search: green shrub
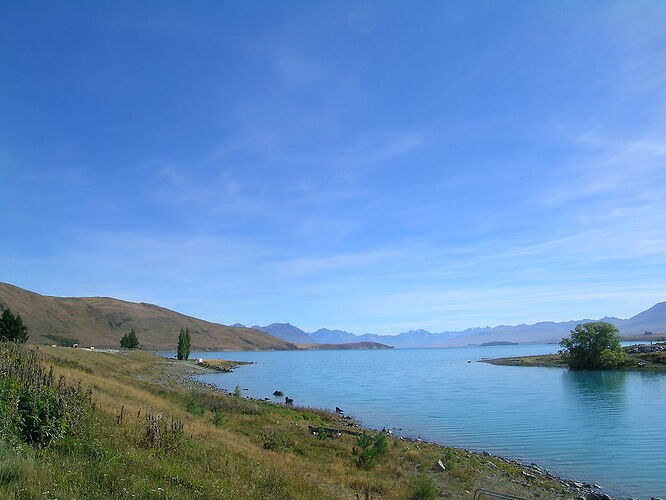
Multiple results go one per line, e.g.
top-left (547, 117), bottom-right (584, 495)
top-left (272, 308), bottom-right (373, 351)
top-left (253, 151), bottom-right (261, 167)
top-left (0, 343), bottom-right (93, 446)
top-left (186, 399), bottom-right (204, 416)
top-left (210, 409), bottom-right (226, 427)
top-left (352, 433), bottom-right (389, 470)
top-left (443, 448), bottom-right (460, 470)
top-left (315, 428), bottom-right (331, 440)
top-left (260, 431), bottom-right (294, 452)
top-left (409, 473), bottom-right (438, 500)
top-left (233, 385), bottom-right (242, 397)
top-left (373, 433), bottom-right (388, 457)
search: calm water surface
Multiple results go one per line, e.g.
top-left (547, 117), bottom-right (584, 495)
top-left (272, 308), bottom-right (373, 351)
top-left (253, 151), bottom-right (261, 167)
top-left (191, 345), bottom-right (665, 499)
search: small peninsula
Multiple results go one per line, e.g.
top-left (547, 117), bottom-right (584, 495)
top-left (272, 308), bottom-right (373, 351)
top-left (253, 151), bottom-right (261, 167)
top-left (482, 344), bottom-right (666, 372)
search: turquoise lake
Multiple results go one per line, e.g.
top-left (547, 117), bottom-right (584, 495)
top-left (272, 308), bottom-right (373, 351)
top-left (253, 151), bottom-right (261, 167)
top-left (190, 344), bottom-right (666, 499)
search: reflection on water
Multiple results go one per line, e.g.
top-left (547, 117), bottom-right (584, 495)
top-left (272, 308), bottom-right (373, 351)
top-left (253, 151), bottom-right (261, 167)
top-left (562, 369), bottom-right (627, 404)
top-left (190, 345), bottom-right (666, 499)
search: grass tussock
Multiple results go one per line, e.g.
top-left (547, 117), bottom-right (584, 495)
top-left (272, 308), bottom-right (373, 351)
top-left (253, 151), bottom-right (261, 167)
top-left (0, 345), bottom-right (578, 499)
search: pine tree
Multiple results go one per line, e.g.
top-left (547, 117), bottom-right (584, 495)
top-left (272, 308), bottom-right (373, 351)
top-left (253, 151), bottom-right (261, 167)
top-left (126, 329), bottom-right (140, 349)
top-left (120, 329), bottom-right (140, 349)
top-left (0, 307), bottom-right (29, 343)
top-left (176, 329), bottom-right (184, 359)
top-left (176, 328), bottom-right (191, 360)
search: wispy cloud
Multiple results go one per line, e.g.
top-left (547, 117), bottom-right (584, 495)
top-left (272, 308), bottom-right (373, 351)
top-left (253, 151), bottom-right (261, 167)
top-left (545, 129), bottom-right (666, 204)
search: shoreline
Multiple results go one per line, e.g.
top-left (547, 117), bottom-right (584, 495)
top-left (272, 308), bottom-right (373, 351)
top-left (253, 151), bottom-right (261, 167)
top-left (177, 359), bottom-right (633, 500)
top-left (480, 352), bottom-right (666, 372)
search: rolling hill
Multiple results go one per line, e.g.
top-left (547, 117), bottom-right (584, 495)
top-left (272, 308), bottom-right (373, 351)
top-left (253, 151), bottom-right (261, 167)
top-left (0, 283), bottom-right (296, 351)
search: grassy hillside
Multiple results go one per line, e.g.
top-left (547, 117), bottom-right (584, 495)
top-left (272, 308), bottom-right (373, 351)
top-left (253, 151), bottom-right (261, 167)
top-left (0, 344), bottom-right (584, 500)
top-left (0, 283), bottom-right (295, 351)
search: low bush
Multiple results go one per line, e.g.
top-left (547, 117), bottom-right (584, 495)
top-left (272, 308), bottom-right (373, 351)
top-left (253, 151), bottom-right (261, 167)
top-left (260, 431), bottom-right (294, 452)
top-left (352, 433), bottom-right (389, 470)
top-left (210, 409), bottom-right (227, 427)
top-left (0, 343), bottom-right (93, 446)
top-left (409, 473), bottom-right (438, 500)
top-left (315, 428), bottom-right (331, 440)
top-left (186, 398), bottom-right (205, 415)
top-left (141, 409), bottom-right (185, 453)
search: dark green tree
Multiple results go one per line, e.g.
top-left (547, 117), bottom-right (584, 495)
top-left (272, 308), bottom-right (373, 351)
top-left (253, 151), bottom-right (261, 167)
top-left (559, 321), bottom-right (626, 369)
top-left (120, 329), bottom-right (140, 350)
top-left (176, 328), bottom-right (191, 360)
top-left (0, 307), bottom-right (29, 343)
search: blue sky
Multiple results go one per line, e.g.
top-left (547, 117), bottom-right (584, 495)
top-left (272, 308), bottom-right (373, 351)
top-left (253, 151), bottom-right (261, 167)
top-left (2, 1), bottom-right (666, 334)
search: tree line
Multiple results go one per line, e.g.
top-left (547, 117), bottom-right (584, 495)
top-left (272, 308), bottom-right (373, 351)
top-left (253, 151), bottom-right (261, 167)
top-left (119, 327), bottom-right (192, 360)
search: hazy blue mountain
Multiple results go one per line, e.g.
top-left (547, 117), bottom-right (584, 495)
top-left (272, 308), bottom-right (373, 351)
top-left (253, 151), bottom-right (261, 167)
top-left (293, 302), bottom-right (666, 348)
top-left (231, 323), bottom-right (246, 328)
top-left (619, 301), bottom-right (666, 334)
top-left (242, 302), bottom-right (666, 348)
top-left (309, 328), bottom-right (358, 344)
top-left (253, 323), bottom-right (313, 344)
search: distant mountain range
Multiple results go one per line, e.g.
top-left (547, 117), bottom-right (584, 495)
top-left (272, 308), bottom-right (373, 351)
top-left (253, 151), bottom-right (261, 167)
top-left (250, 301), bottom-right (666, 348)
top-left (4, 281), bottom-right (663, 351)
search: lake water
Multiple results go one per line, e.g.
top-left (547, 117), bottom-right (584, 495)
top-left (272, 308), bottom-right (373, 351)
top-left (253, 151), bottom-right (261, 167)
top-left (190, 344), bottom-right (666, 499)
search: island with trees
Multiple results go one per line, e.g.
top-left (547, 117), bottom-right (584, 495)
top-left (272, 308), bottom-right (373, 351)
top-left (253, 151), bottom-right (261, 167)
top-left (483, 321), bottom-right (666, 371)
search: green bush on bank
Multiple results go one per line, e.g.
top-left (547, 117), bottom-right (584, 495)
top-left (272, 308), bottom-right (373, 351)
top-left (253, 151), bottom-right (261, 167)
top-left (352, 432), bottom-right (389, 470)
top-left (409, 473), bottom-right (438, 500)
